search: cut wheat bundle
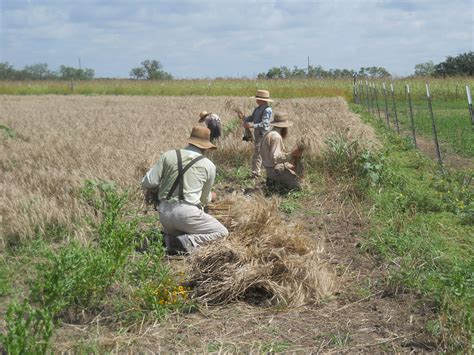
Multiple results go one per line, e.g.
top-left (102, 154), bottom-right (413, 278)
top-left (188, 195), bottom-right (335, 307)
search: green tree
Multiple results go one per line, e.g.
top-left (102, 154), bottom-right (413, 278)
top-left (434, 51), bottom-right (474, 77)
top-left (23, 63), bottom-right (55, 80)
top-left (358, 66), bottom-right (391, 78)
top-left (414, 61), bottom-right (435, 76)
top-left (129, 60), bottom-right (173, 80)
top-left (59, 66), bottom-right (94, 80)
top-left (0, 62), bottom-right (16, 80)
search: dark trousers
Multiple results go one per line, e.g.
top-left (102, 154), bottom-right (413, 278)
top-left (207, 120), bottom-right (222, 141)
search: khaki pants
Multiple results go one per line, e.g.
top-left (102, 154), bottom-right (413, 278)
top-left (252, 131), bottom-right (264, 176)
top-left (265, 166), bottom-right (301, 189)
top-left (158, 200), bottom-right (228, 248)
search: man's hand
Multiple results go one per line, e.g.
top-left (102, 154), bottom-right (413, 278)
top-left (211, 191), bottom-right (217, 202)
top-left (243, 122), bottom-right (253, 129)
top-left (291, 147), bottom-right (304, 158)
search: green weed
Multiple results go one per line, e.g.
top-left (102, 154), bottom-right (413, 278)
top-left (356, 107), bottom-right (474, 352)
top-left (0, 124), bottom-right (17, 139)
top-left (1, 180), bottom-right (186, 353)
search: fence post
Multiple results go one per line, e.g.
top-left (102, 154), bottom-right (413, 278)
top-left (70, 79), bottom-right (74, 92)
top-left (390, 82), bottom-right (400, 133)
top-left (426, 83), bottom-right (442, 165)
top-left (382, 82), bottom-right (390, 127)
top-left (406, 84), bottom-right (417, 148)
top-left (353, 74), bottom-right (358, 103)
top-left (366, 80), bottom-right (371, 113)
top-left (368, 81), bottom-right (374, 115)
top-left (466, 85), bottom-right (474, 128)
top-left (373, 83), bottom-right (382, 120)
top-left (360, 81), bottom-right (365, 109)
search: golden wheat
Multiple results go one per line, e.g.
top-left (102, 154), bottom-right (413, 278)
top-left (0, 95), bottom-right (377, 244)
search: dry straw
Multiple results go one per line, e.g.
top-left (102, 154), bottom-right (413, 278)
top-left (188, 195), bottom-right (335, 307)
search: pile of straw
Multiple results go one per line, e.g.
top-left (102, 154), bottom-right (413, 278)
top-left (188, 196), bottom-right (335, 307)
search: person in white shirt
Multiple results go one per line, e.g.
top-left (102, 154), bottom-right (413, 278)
top-left (141, 126), bottom-right (228, 254)
top-left (261, 112), bottom-right (304, 190)
top-left (198, 111), bottom-right (222, 142)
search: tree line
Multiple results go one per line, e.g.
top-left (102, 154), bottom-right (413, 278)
top-left (0, 63), bottom-right (95, 80)
top-left (258, 51), bottom-right (473, 79)
top-left (0, 60), bottom-right (173, 81)
top-left (414, 51), bottom-right (473, 77)
top-left (257, 65), bottom-right (390, 79)
top-left (0, 52), bottom-right (471, 80)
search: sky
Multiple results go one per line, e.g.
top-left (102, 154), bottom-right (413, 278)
top-left (0, 0), bottom-right (473, 78)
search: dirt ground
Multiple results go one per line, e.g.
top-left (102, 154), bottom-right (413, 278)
top-left (53, 183), bottom-right (438, 353)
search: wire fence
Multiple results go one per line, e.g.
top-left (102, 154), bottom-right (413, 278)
top-left (354, 79), bottom-right (474, 165)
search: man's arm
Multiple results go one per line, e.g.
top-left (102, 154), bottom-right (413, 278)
top-left (200, 162), bottom-right (216, 205)
top-left (271, 134), bottom-right (292, 164)
top-left (141, 156), bottom-right (164, 190)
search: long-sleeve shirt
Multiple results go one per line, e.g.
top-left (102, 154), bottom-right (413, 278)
top-left (261, 130), bottom-right (292, 168)
top-left (245, 105), bottom-right (272, 137)
top-left (141, 145), bottom-right (216, 206)
top-left (203, 113), bottom-right (221, 126)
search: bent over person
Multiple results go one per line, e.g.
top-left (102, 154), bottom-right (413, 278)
top-left (198, 111), bottom-right (222, 142)
top-left (243, 89), bottom-right (273, 178)
top-left (141, 126), bottom-right (229, 254)
top-left (261, 112), bottom-right (304, 190)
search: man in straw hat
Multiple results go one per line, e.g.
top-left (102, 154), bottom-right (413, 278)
top-left (261, 112), bottom-right (304, 190)
top-left (141, 126), bottom-right (228, 254)
top-left (198, 110), bottom-right (222, 142)
top-left (243, 89), bottom-right (273, 178)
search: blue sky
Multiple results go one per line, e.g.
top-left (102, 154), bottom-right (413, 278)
top-left (0, 0), bottom-right (472, 78)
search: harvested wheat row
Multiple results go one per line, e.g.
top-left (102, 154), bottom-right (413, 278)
top-left (189, 195), bottom-right (335, 307)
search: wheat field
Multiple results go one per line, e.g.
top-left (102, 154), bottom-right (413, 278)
top-left (0, 95), bottom-right (377, 246)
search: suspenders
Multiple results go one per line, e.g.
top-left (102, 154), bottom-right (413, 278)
top-left (165, 150), bottom-right (206, 201)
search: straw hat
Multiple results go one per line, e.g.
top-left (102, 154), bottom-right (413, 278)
top-left (250, 89), bottom-right (273, 103)
top-left (198, 110), bottom-right (212, 123)
top-left (187, 125), bottom-right (217, 150)
top-left (270, 112), bottom-right (293, 128)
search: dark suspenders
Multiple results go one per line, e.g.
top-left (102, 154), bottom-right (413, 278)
top-left (165, 150), bottom-right (206, 201)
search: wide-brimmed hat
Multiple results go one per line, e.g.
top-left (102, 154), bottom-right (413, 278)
top-left (270, 112), bottom-right (293, 128)
top-left (198, 110), bottom-right (212, 123)
top-left (250, 89), bottom-right (273, 103)
top-left (187, 125), bottom-right (217, 150)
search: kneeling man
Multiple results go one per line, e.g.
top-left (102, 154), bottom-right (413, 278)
top-left (141, 126), bottom-right (228, 254)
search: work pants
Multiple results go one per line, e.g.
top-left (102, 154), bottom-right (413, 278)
top-left (158, 200), bottom-right (228, 249)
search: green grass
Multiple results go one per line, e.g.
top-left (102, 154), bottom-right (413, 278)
top-left (357, 79), bottom-right (474, 157)
top-left (353, 105), bottom-right (473, 352)
top-left (0, 180), bottom-right (191, 354)
top-left (0, 78), bottom-right (350, 99)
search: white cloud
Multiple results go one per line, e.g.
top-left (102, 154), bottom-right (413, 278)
top-left (0, 0), bottom-right (472, 77)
